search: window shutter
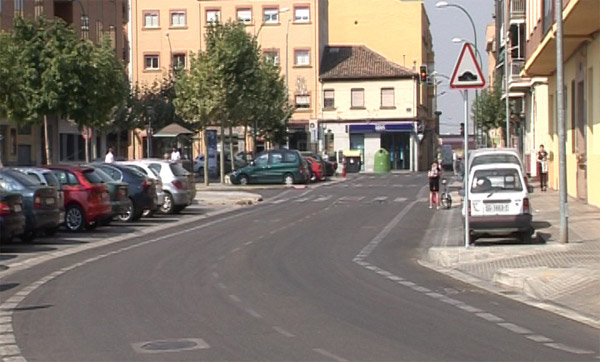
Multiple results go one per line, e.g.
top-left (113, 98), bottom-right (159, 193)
top-left (381, 88), bottom-right (394, 107)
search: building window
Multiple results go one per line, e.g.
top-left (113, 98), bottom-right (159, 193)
top-left (14, 0), bottom-right (23, 16)
top-left (81, 15), bottom-right (89, 39)
top-left (206, 9), bottom-right (220, 24)
top-left (351, 89), bottom-right (365, 108)
top-left (172, 53), bottom-right (186, 70)
top-left (237, 8), bottom-right (252, 24)
top-left (294, 7), bottom-right (310, 23)
top-left (381, 88), bottom-right (395, 108)
top-left (34, 0), bottom-right (44, 18)
top-left (263, 50), bottom-right (279, 65)
top-left (170, 11), bottom-right (186, 27)
top-left (294, 49), bottom-right (310, 66)
top-left (144, 54), bottom-right (160, 70)
top-left (95, 20), bottom-right (103, 43)
top-left (295, 94), bottom-right (310, 109)
top-left (108, 26), bottom-right (116, 50)
top-left (263, 8), bottom-right (279, 24)
top-left (323, 89), bottom-right (335, 109)
top-left (143, 11), bottom-right (159, 28)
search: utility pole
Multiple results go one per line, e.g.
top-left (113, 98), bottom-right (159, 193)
top-left (555, 0), bottom-right (568, 243)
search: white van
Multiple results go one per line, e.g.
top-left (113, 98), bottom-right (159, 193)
top-left (466, 163), bottom-right (534, 244)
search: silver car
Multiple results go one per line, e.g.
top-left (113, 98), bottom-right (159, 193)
top-left (136, 159), bottom-right (196, 214)
top-left (117, 161), bottom-right (165, 216)
top-left (13, 167), bottom-right (65, 228)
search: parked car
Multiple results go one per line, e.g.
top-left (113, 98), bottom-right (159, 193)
top-left (466, 162), bottom-right (534, 244)
top-left (229, 149), bottom-right (310, 186)
top-left (0, 169), bottom-right (61, 240)
top-left (468, 148), bottom-right (526, 176)
top-left (0, 190), bottom-right (25, 242)
top-left (137, 159), bottom-right (196, 214)
top-left (46, 165), bottom-right (112, 232)
top-left (84, 165), bottom-right (131, 223)
top-left (117, 161), bottom-right (165, 216)
top-left (304, 156), bottom-right (324, 182)
top-left (300, 152), bottom-right (337, 177)
top-left (92, 163), bottom-right (157, 222)
top-left (194, 151), bottom-right (248, 177)
top-left (14, 167), bottom-right (65, 226)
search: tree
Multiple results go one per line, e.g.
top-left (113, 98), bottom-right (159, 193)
top-left (0, 16), bottom-right (126, 164)
top-left (471, 80), bottom-right (506, 146)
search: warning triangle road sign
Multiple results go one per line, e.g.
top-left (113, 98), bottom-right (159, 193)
top-left (450, 43), bottom-right (485, 89)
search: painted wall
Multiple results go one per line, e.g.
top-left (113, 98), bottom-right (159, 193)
top-left (585, 37), bottom-right (600, 207)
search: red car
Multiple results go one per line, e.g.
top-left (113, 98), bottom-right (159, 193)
top-left (304, 156), bottom-right (324, 182)
top-left (46, 165), bottom-right (112, 232)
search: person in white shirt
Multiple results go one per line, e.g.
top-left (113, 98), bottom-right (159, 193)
top-left (105, 147), bottom-right (115, 163)
top-left (170, 147), bottom-right (181, 162)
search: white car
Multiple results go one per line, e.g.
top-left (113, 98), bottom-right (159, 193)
top-left (466, 163), bottom-right (534, 244)
top-left (117, 161), bottom-right (165, 216)
top-left (468, 148), bottom-right (526, 175)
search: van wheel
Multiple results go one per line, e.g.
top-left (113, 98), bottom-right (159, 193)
top-left (239, 174), bottom-right (249, 185)
top-left (283, 173), bottom-right (294, 186)
top-left (65, 205), bottom-right (85, 232)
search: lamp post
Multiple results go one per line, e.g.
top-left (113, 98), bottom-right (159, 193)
top-left (437, 1), bottom-right (481, 147)
top-left (145, 106), bottom-right (154, 158)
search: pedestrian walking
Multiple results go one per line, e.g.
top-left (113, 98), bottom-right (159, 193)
top-left (105, 147), bottom-right (115, 163)
top-left (428, 161), bottom-right (442, 209)
top-left (537, 144), bottom-right (548, 191)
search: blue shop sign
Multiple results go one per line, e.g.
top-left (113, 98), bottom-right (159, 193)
top-left (347, 123), bottom-right (414, 133)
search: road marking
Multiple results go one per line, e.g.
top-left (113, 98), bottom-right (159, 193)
top-left (313, 348), bottom-right (348, 362)
top-left (211, 272), bottom-right (219, 279)
top-left (217, 283), bottom-right (227, 289)
top-left (498, 323), bottom-right (532, 334)
top-left (246, 308), bottom-right (262, 319)
top-left (526, 335), bottom-right (553, 343)
top-left (271, 199), bottom-right (286, 204)
top-left (272, 326), bottom-right (295, 337)
top-left (294, 197), bottom-right (310, 202)
top-left (476, 313), bottom-right (504, 323)
top-left (394, 197), bottom-right (407, 202)
top-left (339, 196), bottom-right (364, 202)
top-left (231, 248), bottom-right (241, 253)
top-left (544, 343), bottom-right (595, 355)
top-left (372, 196), bottom-right (388, 203)
top-left (228, 294), bottom-right (241, 303)
top-left (313, 195), bottom-right (332, 202)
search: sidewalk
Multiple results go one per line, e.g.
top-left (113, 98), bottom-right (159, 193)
top-left (423, 181), bottom-right (600, 329)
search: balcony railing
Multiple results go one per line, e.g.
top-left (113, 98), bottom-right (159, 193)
top-left (509, 59), bottom-right (524, 80)
top-left (510, 0), bottom-right (525, 21)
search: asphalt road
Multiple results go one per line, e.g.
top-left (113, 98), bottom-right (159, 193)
top-left (2, 173), bottom-right (598, 361)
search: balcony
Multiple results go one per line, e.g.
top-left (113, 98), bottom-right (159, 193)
top-left (509, 59), bottom-right (524, 80)
top-left (509, 0), bottom-right (525, 23)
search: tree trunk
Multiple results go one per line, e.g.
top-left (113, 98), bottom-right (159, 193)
top-left (85, 131), bottom-right (89, 163)
top-left (203, 128), bottom-right (209, 187)
top-left (44, 115), bottom-right (51, 165)
top-left (220, 114), bottom-right (225, 184)
top-left (229, 125), bottom-right (234, 173)
top-left (243, 125), bottom-right (248, 153)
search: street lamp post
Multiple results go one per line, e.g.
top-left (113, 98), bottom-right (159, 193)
top-left (146, 106), bottom-right (154, 158)
top-left (437, 1), bottom-right (481, 147)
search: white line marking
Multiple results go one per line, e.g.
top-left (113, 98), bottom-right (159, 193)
top-left (244, 241), bottom-right (253, 246)
top-left (313, 348), bottom-right (348, 362)
top-left (372, 196), bottom-right (388, 202)
top-left (271, 199), bottom-right (286, 204)
top-left (476, 313), bottom-right (504, 323)
top-left (498, 323), bottom-right (532, 334)
top-left (394, 197), bottom-right (407, 202)
top-left (526, 335), bottom-right (553, 343)
top-left (544, 343), bottom-right (595, 354)
top-left (272, 326), bottom-right (295, 337)
top-left (217, 283), bottom-right (227, 289)
top-left (228, 294), bottom-right (241, 303)
top-left (313, 195), bottom-right (332, 202)
top-left (246, 308), bottom-right (262, 319)
top-left (294, 197), bottom-right (309, 202)
top-left (211, 272), bottom-right (219, 279)
top-left (231, 247), bottom-right (241, 253)
top-left (455, 304), bottom-right (482, 313)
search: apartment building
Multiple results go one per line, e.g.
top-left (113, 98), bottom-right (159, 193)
top-left (323, 0), bottom-right (435, 171)
top-left (130, 0), bottom-right (327, 157)
top-left (523, 0), bottom-right (600, 207)
top-left (0, 0), bottom-right (128, 166)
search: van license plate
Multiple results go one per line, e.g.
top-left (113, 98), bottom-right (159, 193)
top-left (485, 204), bottom-right (509, 213)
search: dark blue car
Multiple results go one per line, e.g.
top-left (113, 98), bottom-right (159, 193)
top-left (92, 163), bottom-right (157, 222)
top-left (0, 169), bottom-right (61, 241)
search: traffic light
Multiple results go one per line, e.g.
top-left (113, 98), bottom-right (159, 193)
top-left (419, 65), bottom-right (428, 83)
top-left (460, 123), bottom-right (465, 136)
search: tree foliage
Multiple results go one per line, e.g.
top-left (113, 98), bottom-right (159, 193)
top-left (471, 80), bottom-right (506, 143)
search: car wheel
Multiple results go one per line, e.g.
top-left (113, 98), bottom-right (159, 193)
top-left (238, 174), bottom-right (249, 186)
top-left (173, 205), bottom-right (186, 214)
top-left (161, 193), bottom-right (175, 214)
top-left (143, 209), bottom-right (155, 218)
top-left (283, 173), bottom-right (294, 186)
top-left (117, 200), bottom-right (135, 222)
top-left (519, 229), bottom-right (532, 243)
top-left (65, 205), bottom-right (85, 232)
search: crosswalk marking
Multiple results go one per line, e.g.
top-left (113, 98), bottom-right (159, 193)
top-left (394, 197), bottom-right (407, 202)
top-left (313, 195), bottom-right (332, 202)
top-left (372, 196), bottom-right (388, 203)
top-left (275, 195), bottom-right (413, 204)
top-left (339, 196), bottom-right (365, 202)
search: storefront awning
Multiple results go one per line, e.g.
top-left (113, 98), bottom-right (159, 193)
top-left (347, 122), bottom-right (414, 133)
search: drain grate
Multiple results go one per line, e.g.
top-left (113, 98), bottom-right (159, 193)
top-left (132, 338), bottom-right (209, 354)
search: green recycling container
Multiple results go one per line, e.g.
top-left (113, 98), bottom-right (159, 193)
top-left (373, 148), bottom-right (391, 173)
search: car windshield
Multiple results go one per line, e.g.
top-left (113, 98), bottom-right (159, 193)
top-left (82, 169), bottom-right (105, 184)
top-left (42, 172), bottom-right (61, 189)
top-left (0, 171), bottom-right (39, 190)
top-left (471, 168), bottom-right (523, 194)
top-left (92, 168), bottom-right (114, 183)
top-left (169, 163), bottom-right (189, 176)
top-left (471, 154), bottom-right (520, 168)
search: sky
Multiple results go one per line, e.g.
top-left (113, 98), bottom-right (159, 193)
top-left (422, 0), bottom-right (495, 134)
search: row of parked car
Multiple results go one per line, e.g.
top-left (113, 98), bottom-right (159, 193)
top-left (463, 148), bottom-right (535, 244)
top-left (227, 149), bottom-right (338, 185)
top-left (0, 159), bottom-right (196, 243)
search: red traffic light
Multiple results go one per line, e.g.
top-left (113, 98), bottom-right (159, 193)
top-left (420, 65), bottom-right (427, 83)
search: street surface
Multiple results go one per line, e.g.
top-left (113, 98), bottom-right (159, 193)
top-left (1, 173), bottom-right (598, 361)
